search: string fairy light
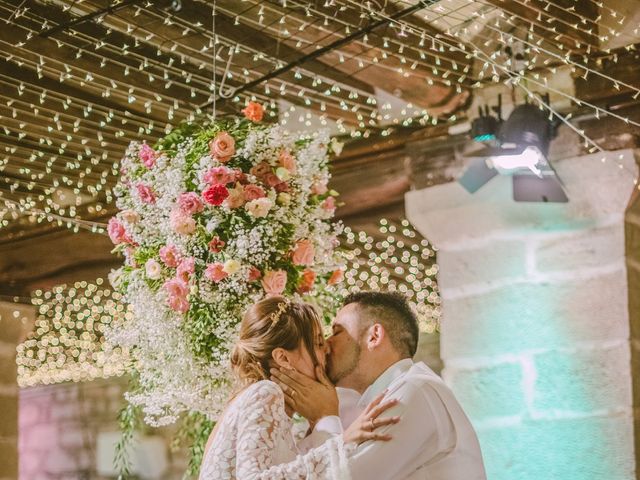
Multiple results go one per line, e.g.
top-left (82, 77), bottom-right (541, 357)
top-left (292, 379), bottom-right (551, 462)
top-left (15, 219), bottom-right (439, 386)
top-left (1, 0), bottom-right (639, 235)
top-left (16, 278), bottom-right (130, 387)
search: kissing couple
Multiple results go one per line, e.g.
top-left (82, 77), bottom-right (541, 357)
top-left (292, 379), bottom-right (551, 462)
top-left (199, 291), bottom-right (486, 479)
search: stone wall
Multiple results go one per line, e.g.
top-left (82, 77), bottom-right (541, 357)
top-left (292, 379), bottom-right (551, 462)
top-left (18, 378), bottom-right (189, 480)
top-left (406, 149), bottom-right (639, 479)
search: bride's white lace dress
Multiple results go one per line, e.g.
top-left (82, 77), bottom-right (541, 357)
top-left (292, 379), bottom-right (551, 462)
top-left (199, 380), bottom-right (351, 480)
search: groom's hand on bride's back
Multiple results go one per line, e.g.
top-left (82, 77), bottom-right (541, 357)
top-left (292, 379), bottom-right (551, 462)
top-left (270, 365), bottom-right (338, 424)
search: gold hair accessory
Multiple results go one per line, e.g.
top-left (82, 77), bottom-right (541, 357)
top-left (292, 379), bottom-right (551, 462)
top-left (270, 299), bottom-right (290, 326)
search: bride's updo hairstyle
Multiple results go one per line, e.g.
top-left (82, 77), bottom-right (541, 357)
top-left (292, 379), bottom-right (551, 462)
top-left (230, 296), bottom-right (321, 391)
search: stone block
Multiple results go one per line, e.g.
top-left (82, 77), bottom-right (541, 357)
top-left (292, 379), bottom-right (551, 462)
top-left (535, 225), bottom-right (625, 273)
top-left (44, 448), bottom-right (79, 475)
top-left (478, 416), bottom-right (634, 480)
top-left (59, 428), bottom-right (88, 450)
top-left (446, 362), bottom-right (526, 421)
top-left (437, 240), bottom-right (527, 290)
top-left (441, 271), bottom-right (629, 359)
top-left (533, 345), bottom-right (632, 414)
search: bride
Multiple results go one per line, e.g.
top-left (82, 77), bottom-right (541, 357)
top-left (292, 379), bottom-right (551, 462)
top-left (199, 296), bottom-right (399, 479)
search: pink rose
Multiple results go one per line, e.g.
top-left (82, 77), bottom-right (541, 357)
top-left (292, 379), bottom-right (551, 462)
top-left (178, 192), bottom-right (204, 215)
top-left (139, 143), bottom-right (157, 168)
top-left (205, 262), bottom-right (228, 283)
top-left (298, 269), bottom-right (316, 293)
top-left (321, 196), bottom-right (336, 212)
top-left (263, 173), bottom-right (281, 188)
top-left (203, 166), bottom-right (236, 186)
top-left (159, 245), bottom-right (181, 268)
top-left (292, 239), bottom-right (315, 266)
top-left (279, 150), bottom-right (296, 174)
top-left (243, 184), bottom-right (265, 201)
top-left (224, 184), bottom-right (246, 209)
top-left (136, 183), bottom-right (156, 204)
top-left (241, 101), bottom-right (264, 122)
top-left (107, 217), bottom-right (129, 245)
top-left (202, 184), bottom-right (229, 206)
top-left (262, 270), bottom-right (287, 296)
top-left (328, 269), bottom-right (344, 286)
top-left (311, 180), bottom-right (328, 195)
top-left (208, 132), bottom-right (235, 163)
top-left (164, 278), bottom-right (189, 313)
top-left (170, 209), bottom-right (196, 235)
top-left (250, 162), bottom-right (271, 178)
top-left (247, 266), bottom-right (262, 282)
top-left (177, 257), bottom-right (195, 283)
top-left (208, 237), bottom-right (226, 253)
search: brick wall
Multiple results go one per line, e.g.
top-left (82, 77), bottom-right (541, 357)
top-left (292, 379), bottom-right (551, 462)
top-left (406, 149), bottom-right (639, 479)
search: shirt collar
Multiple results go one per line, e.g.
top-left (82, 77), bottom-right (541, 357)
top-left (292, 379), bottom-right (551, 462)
top-left (357, 358), bottom-right (413, 407)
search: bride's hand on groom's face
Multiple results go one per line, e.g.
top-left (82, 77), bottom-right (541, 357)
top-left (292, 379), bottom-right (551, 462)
top-left (270, 365), bottom-right (338, 423)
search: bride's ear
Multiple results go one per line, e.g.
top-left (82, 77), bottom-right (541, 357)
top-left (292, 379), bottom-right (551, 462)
top-left (271, 348), bottom-right (293, 370)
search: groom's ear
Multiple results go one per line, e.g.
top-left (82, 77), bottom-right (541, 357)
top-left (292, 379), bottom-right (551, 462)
top-left (367, 323), bottom-right (386, 350)
top-left (271, 348), bottom-right (293, 369)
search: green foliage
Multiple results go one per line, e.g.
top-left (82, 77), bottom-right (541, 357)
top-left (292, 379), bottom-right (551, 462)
top-left (171, 412), bottom-right (215, 479)
top-left (115, 399), bottom-right (142, 479)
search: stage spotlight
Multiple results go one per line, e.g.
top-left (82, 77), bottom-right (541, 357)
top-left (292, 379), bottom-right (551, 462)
top-left (459, 101), bottom-right (568, 203)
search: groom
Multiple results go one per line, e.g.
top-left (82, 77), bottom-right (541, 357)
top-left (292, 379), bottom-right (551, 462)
top-left (271, 291), bottom-right (487, 479)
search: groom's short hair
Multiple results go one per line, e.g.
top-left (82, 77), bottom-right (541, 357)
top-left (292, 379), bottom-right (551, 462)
top-left (343, 291), bottom-right (419, 358)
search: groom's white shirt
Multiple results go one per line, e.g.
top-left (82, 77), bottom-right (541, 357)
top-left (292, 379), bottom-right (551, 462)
top-left (304, 359), bottom-right (487, 480)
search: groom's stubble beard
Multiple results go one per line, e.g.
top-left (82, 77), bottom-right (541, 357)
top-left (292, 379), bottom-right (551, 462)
top-left (327, 339), bottom-right (362, 385)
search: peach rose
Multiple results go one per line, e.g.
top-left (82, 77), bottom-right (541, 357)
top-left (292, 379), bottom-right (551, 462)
top-left (159, 245), bottom-right (181, 268)
top-left (120, 209), bottom-right (140, 225)
top-left (298, 269), bottom-right (316, 293)
top-left (241, 101), bottom-right (264, 122)
top-left (224, 183), bottom-right (246, 209)
top-left (249, 162), bottom-right (271, 178)
top-left (321, 196), bottom-right (336, 212)
top-left (328, 269), bottom-right (344, 286)
top-left (279, 150), bottom-right (296, 174)
top-left (263, 173), bottom-right (281, 188)
top-left (245, 198), bottom-right (272, 218)
top-left (208, 132), bottom-right (235, 162)
top-left (292, 239), bottom-right (315, 266)
top-left (170, 209), bottom-right (196, 235)
top-left (262, 270), bottom-right (287, 296)
top-left (311, 180), bottom-right (328, 195)
top-left (205, 262), bottom-right (228, 283)
top-left (243, 184), bottom-right (265, 201)
top-left (177, 257), bottom-right (195, 283)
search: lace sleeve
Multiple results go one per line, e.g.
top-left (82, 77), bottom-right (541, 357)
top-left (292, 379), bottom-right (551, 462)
top-left (235, 381), bottom-right (351, 480)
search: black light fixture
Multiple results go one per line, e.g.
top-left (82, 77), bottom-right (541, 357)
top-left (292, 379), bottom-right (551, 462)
top-left (471, 96), bottom-right (502, 142)
top-left (459, 97), bottom-right (568, 203)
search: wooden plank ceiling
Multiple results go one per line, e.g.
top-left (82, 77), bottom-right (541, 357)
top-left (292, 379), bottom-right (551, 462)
top-left (0, 0), bottom-right (623, 243)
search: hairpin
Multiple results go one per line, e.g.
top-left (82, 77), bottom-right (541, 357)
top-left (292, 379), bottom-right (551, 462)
top-left (270, 299), bottom-right (290, 326)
